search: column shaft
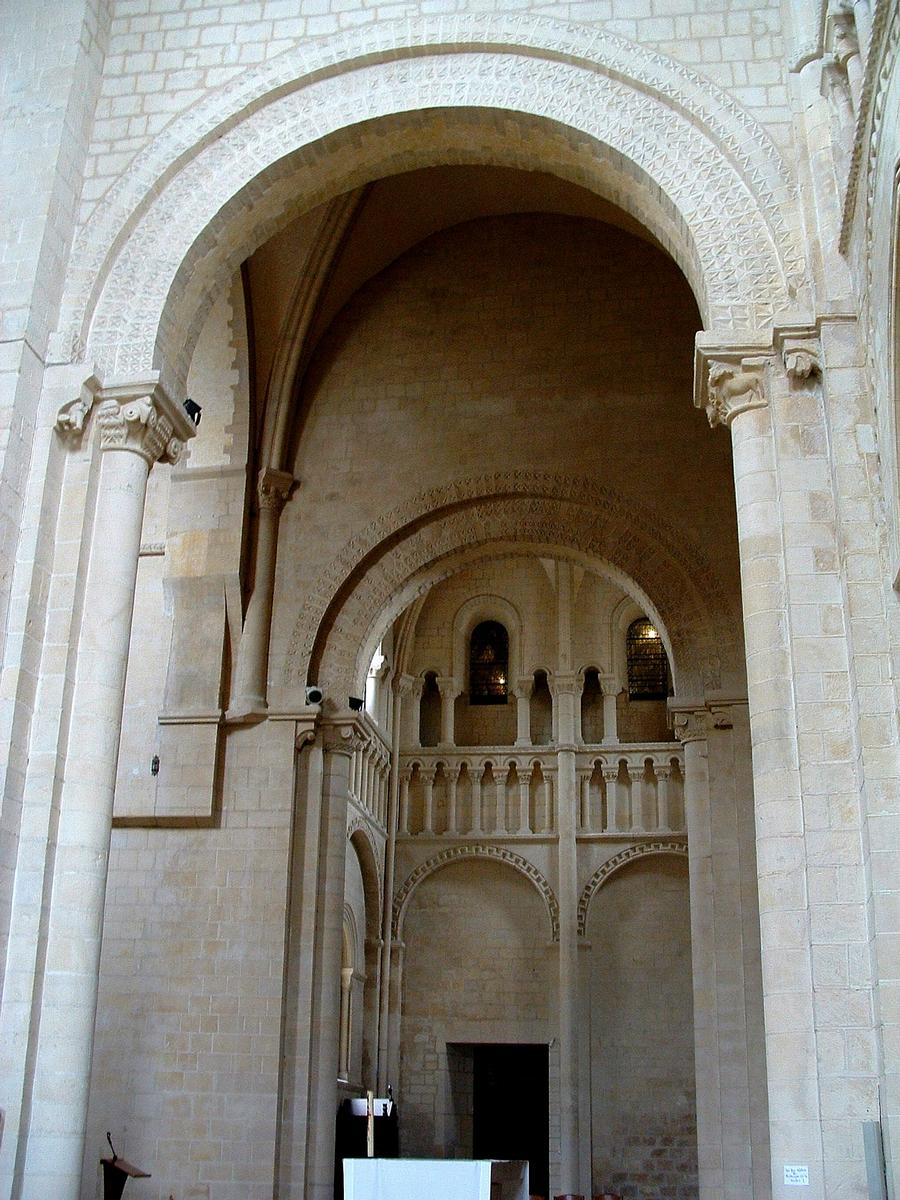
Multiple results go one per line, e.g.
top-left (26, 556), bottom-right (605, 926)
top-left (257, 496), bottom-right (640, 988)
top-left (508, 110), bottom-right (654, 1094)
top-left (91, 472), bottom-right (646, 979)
top-left (20, 388), bottom-right (191, 1199)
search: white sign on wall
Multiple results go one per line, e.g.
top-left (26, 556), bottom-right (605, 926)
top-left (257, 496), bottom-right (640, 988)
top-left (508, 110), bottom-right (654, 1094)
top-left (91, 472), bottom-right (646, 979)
top-left (784, 1165), bottom-right (809, 1186)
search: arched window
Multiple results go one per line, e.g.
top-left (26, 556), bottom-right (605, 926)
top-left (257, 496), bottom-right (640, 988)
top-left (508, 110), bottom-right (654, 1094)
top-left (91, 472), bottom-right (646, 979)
top-left (469, 620), bottom-right (509, 705)
top-left (626, 618), bottom-right (670, 700)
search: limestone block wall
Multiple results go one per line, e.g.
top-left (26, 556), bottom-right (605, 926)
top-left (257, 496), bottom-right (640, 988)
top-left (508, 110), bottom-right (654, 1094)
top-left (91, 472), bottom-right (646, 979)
top-left (115, 273), bottom-right (250, 822)
top-left (84, 719), bottom-right (296, 1200)
top-left (80, 0), bottom-right (794, 230)
top-left (272, 214), bottom-right (744, 704)
top-left (399, 859), bottom-right (553, 1160)
top-left (587, 857), bottom-right (697, 1200)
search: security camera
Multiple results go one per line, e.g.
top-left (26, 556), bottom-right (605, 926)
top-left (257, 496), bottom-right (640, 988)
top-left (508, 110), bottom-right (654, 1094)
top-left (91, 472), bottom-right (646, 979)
top-left (305, 685), bottom-right (324, 705)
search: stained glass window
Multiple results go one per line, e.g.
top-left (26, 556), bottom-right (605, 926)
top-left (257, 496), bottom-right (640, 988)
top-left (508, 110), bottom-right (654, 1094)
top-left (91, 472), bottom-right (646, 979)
top-left (469, 621), bottom-right (509, 705)
top-left (626, 618), bottom-right (670, 700)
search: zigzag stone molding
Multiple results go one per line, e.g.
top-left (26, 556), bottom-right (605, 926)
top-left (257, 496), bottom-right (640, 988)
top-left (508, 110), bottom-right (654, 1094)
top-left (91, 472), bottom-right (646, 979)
top-left (577, 840), bottom-right (689, 937)
top-left (60, 17), bottom-right (805, 378)
top-left (392, 843), bottom-right (560, 941)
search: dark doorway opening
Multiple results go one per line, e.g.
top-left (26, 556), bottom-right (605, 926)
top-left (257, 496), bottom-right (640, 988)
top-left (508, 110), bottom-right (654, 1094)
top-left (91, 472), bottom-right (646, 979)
top-left (472, 1042), bottom-right (550, 1199)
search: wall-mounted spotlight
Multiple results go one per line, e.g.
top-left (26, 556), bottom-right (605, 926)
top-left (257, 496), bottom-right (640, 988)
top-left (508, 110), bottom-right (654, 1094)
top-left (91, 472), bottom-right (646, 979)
top-left (348, 696), bottom-right (364, 712)
top-left (150, 755), bottom-right (160, 776)
top-left (182, 397), bottom-right (202, 426)
top-left (305, 685), bottom-right (324, 705)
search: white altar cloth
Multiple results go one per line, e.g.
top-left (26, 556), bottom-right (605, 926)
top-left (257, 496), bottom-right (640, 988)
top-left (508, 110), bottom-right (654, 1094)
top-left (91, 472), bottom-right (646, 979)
top-left (343, 1159), bottom-right (490, 1200)
top-left (343, 1158), bottom-right (529, 1200)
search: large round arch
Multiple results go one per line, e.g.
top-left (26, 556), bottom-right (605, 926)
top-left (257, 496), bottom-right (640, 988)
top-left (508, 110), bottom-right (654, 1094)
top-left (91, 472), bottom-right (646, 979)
top-left (284, 473), bottom-right (743, 701)
top-left (63, 15), bottom-right (806, 393)
top-left (392, 844), bottom-right (560, 942)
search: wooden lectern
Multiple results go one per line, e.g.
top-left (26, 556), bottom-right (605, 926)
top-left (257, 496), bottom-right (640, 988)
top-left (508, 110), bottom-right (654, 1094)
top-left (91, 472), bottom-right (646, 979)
top-left (101, 1133), bottom-right (150, 1200)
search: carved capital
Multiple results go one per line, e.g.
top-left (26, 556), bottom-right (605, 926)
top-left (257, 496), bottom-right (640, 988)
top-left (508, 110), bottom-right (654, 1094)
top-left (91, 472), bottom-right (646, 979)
top-left (258, 467), bottom-right (296, 512)
top-left (548, 672), bottom-right (582, 698)
top-left (93, 376), bottom-right (196, 466)
top-left (601, 765), bottom-right (620, 783)
top-left (395, 673), bottom-right (417, 698)
top-left (436, 675), bottom-right (462, 700)
top-left (781, 336), bottom-right (822, 380)
top-left (513, 676), bottom-right (534, 700)
top-left (321, 716), bottom-right (369, 757)
top-left (55, 373), bottom-right (103, 443)
top-left (703, 358), bottom-right (770, 428)
top-left (672, 708), bottom-right (710, 744)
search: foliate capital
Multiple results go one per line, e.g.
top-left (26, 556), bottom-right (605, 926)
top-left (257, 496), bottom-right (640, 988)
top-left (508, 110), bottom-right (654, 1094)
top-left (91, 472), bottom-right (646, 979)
top-left (320, 715), bottom-right (369, 757)
top-left (258, 467), bottom-right (296, 512)
top-left (94, 375), bottom-right (196, 465)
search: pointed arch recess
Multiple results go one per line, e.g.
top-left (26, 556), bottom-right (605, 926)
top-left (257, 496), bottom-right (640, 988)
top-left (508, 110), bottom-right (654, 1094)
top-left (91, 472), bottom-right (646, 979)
top-left (577, 840), bottom-right (689, 937)
top-left (392, 844), bottom-right (560, 942)
top-left (63, 15), bottom-right (806, 386)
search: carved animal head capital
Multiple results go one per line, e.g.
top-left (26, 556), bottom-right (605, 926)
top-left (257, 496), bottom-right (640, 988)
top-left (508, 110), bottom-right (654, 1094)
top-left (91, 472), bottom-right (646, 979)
top-left (55, 373), bottom-right (103, 444)
top-left (705, 358), bottom-right (769, 429)
top-left (782, 337), bottom-right (822, 381)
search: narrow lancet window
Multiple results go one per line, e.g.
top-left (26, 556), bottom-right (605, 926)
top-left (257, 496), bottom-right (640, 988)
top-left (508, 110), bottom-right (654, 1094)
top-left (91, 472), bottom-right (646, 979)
top-left (626, 618), bottom-right (670, 700)
top-left (469, 620), bottom-right (509, 705)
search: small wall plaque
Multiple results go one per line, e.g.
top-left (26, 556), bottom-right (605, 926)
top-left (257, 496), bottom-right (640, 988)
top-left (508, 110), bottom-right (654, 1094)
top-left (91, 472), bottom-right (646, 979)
top-left (784, 1165), bottom-right (809, 1186)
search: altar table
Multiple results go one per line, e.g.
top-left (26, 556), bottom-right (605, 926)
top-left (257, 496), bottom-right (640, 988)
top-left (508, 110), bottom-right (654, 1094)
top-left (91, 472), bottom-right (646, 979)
top-left (343, 1158), bottom-right (529, 1200)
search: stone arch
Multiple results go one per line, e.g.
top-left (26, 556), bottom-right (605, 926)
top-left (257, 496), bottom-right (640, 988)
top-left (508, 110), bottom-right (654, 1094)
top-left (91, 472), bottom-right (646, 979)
top-left (286, 473), bottom-right (741, 700)
top-left (451, 594), bottom-right (524, 690)
top-left (577, 841), bottom-right (689, 937)
top-left (64, 15), bottom-right (806, 389)
top-left (348, 823), bottom-right (383, 931)
top-left (392, 845), bottom-right (559, 941)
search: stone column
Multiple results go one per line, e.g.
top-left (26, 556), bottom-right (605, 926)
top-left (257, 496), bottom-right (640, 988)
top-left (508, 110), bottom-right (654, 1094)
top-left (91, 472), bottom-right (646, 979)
top-left (20, 382), bottom-right (192, 1199)
top-left (421, 768), bottom-right (435, 835)
top-left (628, 763), bottom-right (644, 831)
top-left (514, 677), bottom-right (533, 746)
top-left (306, 715), bottom-right (367, 1200)
top-left (697, 327), bottom-right (883, 1200)
top-left (376, 676), bottom-right (407, 1093)
top-left (552, 675), bottom-right (588, 1196)
top-left (602, 765), bottom-right (620, 832)
top-left (398, 769), bottom-right (411, 836)
top-left (436, 676), bottom-right (460, 747)
top-left (674, 703), bottom-right (770, 1200)
top-left (578, 768), bottom-right (593, 832)
top-left (228, 467), bottom-right (295, 718)
top-left (470, 766), bottom-right (484, 834)
top-left (656, 764), bottom-right (672, 832)
top-left (445, 766), bottom-right (460, 835)
top-left (600, 679), bottom-right (620, 744)
top-left (517, 767), bottom-right (532, 834)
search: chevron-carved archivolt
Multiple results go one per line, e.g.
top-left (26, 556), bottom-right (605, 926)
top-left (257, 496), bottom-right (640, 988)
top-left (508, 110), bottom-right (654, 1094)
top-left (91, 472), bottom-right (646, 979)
top-left (577, 841), bottom-right (688, 937)
top-left (70, 16), bottom-right (803, 380)
top-left (392, 844), bottom-right (560, 941)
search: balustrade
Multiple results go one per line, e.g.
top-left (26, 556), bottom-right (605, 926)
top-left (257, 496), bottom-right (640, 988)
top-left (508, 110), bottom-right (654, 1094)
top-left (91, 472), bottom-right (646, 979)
top-left (347, 724), bottom-right (391, 831)
top-left (397, 746), bottom-right (684, 838)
